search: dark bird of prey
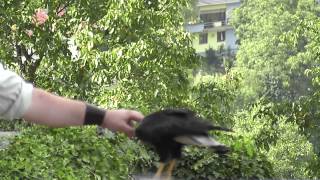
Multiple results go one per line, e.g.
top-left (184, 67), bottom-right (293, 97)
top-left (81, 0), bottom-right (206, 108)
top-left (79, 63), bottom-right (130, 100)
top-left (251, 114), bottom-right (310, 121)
top-left (135, 108), bottom-right (232, 180)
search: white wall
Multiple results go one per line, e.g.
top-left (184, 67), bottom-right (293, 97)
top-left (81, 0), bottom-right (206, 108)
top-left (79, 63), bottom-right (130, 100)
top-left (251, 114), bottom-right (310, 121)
top-left (226, 2), bottom-right (241, 22)
top-left (225, 29), bottom-right (237, 50)
top-left (225, 2), bottom-right (240, 50)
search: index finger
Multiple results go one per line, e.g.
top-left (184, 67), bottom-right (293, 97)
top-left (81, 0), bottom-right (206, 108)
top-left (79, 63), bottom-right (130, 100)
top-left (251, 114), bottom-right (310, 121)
top-left (128, 110), bottom-right (144, 122)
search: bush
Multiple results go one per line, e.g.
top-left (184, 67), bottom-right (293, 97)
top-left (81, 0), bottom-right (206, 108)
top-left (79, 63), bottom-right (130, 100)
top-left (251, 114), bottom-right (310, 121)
top-left (264, 118), bottom-right (317, 179)
top-left (0, 119), bottom-right (28, 131)
top-left (173, 135), bottom-right (274, 180)
top-left (234, 101), bottom-right (318, 179)
top-left (189, 73), bottom-right (240, 126)
top-left (0, 126), bottom-right (151, 179)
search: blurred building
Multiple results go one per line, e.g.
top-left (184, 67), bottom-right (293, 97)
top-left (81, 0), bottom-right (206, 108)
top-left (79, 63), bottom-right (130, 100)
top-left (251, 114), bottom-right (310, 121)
top-left (185, 0), bottom-right (241, 56)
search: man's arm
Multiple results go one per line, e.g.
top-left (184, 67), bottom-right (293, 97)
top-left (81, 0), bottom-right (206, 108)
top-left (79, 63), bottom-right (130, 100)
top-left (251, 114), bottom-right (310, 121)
top-left (23, 88), bottom-right (144, 137)
top-left (0, 64), bottom-right (144, 137)
top-left (23, 88), bottom-right (86, 127)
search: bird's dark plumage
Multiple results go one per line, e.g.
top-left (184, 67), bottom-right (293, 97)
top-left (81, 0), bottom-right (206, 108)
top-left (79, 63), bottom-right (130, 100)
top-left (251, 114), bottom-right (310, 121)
top-left (135, 108), bottom-right (231, 163)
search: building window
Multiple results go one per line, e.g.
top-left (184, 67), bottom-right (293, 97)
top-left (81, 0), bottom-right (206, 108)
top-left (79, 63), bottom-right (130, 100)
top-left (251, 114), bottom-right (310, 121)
top-left (200, 11), bottom-right (226, 29)
top-left (217, 31), bottom-right (225, 42)
top-left (199, 33), bottom-right (208, 44)
top-left (200, 11), bottom-right (226, 23)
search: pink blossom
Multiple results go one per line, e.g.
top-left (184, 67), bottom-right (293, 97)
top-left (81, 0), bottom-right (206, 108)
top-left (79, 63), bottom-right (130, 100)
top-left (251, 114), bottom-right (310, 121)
top-left (57, 6), bottom-right (66, 17)
top-left (26, 30), bottom-right (33, 37)
top-left (33, 9), bottom-right (48, 25)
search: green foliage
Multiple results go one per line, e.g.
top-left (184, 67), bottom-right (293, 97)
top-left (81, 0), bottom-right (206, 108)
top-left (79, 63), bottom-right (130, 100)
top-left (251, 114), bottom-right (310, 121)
top-left (283, 2), bottom-right (320, 156)
top-left (189, 73), bottom-right (240, 126)
top-left (0, 127), bottom-right (122, 179)
top-left (0, 126), bottom-right (155, 179)
top-left (267, 95), bottom-right (320, 156)
top-left (234, 101), bottom-right (318, 179)
top-left (173, 135), bottom-right (274, 180)
top-left (232, 0), bottom-right (317, 104)
top-left (0, 119), bottom-right (29, 131)
top-left (231, 2), bottom-right (320, 178)
top-left (197, 47), bottom-right (236, 75)
top-left (265, 119), bottom-right (317, 179)
top-left (0, 0), bottom-right (198, 105)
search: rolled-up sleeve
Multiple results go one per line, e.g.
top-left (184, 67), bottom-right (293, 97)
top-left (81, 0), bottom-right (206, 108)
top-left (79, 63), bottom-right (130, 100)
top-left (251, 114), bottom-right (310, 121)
top-left (0, 64), bottom-right (33, 120)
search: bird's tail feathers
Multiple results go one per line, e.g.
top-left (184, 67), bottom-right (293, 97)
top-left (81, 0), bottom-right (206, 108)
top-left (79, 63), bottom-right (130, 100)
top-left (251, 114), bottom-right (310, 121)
top-left (174, 135), bottom-right (230, 154)
top-left (174, 135), bottom-right (225, 147)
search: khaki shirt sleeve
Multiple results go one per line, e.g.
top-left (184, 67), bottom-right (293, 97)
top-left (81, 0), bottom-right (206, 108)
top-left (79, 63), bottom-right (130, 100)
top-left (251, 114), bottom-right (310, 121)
top-left (0, 64), bottom-right (33, 120)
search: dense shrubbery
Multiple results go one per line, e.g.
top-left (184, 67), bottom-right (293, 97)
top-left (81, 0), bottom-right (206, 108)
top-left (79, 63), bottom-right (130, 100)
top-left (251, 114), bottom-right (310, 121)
top-left (173, 135), bottom-right (274, 180)
top-left (234, 101), bottom-right (318, 179)
top-left (0, 126), bottom-right (151, 179)
top-left (189, 73), bottom-right (239, 126)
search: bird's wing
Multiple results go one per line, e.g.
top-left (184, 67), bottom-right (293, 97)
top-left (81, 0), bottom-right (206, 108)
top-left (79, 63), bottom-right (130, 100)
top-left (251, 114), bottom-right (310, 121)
top-left (164, 109), bottom-right (233, 132)
top-left (173, 135), bottom-right (225, 147)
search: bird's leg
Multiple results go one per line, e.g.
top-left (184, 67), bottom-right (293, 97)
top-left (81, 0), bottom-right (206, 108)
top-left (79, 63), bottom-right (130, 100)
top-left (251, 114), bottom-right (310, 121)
top-left (154, 162), bottom-right (165, 179)
top-left (165, 159), bottom-right (176, 180)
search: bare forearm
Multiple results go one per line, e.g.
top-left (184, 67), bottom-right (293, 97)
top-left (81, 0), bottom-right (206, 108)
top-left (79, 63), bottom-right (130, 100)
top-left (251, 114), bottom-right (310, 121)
top-left (21, 88), bottom-right (144, 137)
top-left (0, 64), bottom-right (144, 136)
top-left (23, 88), bottom-right (86, 127)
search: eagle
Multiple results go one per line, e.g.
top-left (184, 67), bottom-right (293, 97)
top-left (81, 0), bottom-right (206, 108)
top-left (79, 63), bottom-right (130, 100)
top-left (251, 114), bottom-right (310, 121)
top-left (135, 108), bottom-right (232, 179)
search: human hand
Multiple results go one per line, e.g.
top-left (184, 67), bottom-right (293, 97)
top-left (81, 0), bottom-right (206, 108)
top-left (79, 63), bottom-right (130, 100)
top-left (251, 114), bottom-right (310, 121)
top-left (101, 109), bottom-right (144, 137)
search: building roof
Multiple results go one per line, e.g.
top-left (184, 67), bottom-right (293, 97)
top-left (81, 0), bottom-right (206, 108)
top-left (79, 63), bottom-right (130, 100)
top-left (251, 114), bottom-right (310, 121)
top-left (198, 0), bottom-right (240, 6)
